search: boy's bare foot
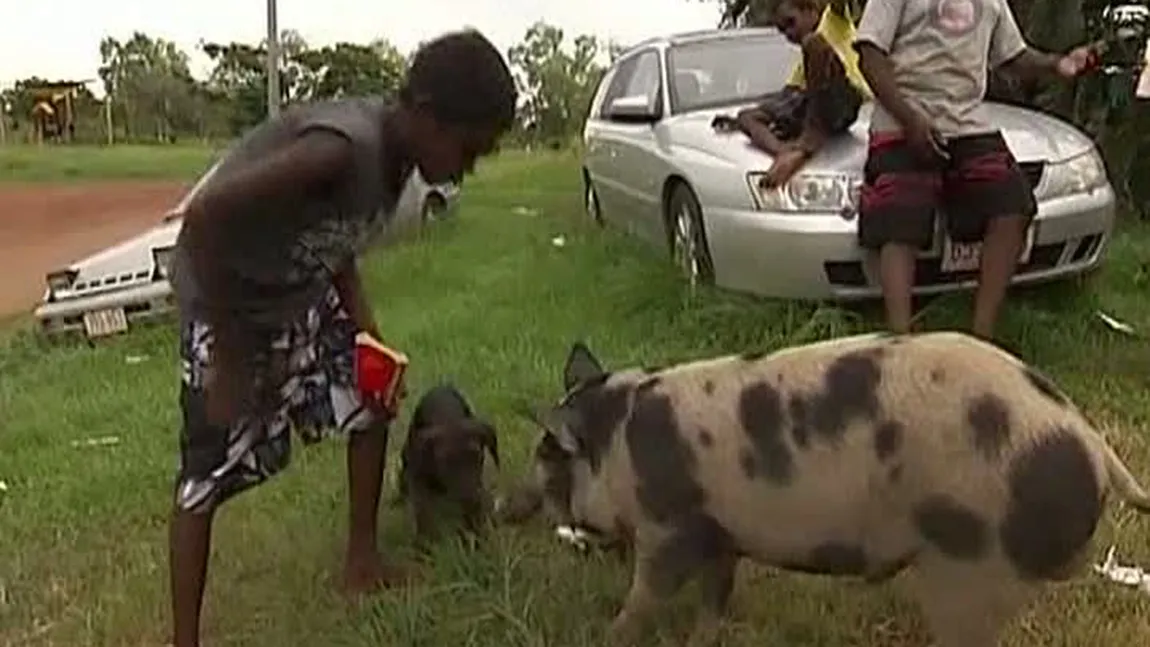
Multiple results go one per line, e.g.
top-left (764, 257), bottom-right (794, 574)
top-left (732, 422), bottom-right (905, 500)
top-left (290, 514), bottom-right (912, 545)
top-left (340, 552), bottom-right (417, 597)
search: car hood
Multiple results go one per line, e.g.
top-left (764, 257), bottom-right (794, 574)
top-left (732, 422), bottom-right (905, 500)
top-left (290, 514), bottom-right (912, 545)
top-left (663, 101), bottom-right (1096, 174)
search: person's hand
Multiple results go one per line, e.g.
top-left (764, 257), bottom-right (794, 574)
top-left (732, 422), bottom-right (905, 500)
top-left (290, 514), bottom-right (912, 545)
top-left (760, 147), bottom-right (809, 189)
top-left (711, 115), bottom-right (739, 133)
top-left (904, 112), bottom-right (948, 164)
top-left (1057, 45), bottom-right (1098, 78)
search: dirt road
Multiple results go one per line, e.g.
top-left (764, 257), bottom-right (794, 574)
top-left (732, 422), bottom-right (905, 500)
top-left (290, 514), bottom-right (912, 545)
top-left (0, 181), bottom-right (188, 318)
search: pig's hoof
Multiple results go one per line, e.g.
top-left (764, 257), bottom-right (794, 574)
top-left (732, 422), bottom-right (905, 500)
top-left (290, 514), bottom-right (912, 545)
top-left (606, 616), bottom-right (641, 647)
top-left (685, 617), bottom-right (723, 647)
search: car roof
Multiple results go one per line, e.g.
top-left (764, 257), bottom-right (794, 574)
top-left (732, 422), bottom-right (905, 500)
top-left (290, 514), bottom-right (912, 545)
top-left (617, 27), bottom-right (784, 59)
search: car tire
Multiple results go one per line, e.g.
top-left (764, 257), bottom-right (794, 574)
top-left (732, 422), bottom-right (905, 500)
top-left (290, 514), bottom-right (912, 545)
top-left (421, 193), bottom-right (448, 222)
top-left (665, 182), bottom-right (715, 288)
top-left (584, 175), bottom-right (604, 226)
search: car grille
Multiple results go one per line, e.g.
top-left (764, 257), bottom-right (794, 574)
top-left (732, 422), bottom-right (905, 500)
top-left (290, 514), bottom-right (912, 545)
top-left (823, 233), bottom-right (1104, 289)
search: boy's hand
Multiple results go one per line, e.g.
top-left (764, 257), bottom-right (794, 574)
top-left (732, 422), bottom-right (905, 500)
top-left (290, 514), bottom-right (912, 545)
top-left (1057, 45), bottom-right (1098, 78)
top-left (904, 112), bottom-right (949, 164)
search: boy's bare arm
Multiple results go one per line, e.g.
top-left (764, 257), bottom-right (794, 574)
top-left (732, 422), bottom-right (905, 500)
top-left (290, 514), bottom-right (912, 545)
top-left (183, 130), bottom-right (354, 246)
top-left (856, 44), bottom-right (925, 131)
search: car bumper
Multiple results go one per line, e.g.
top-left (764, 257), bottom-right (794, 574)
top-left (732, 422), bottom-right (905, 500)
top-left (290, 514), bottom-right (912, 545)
top-left (703, 186), bottom-right (1117, 301)
top-left (33, 280), bottom-right (177, 337)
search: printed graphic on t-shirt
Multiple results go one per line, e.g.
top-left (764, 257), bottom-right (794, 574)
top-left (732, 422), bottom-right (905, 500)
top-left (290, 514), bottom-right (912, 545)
top-left (931, 0), bottom-right (983, 36)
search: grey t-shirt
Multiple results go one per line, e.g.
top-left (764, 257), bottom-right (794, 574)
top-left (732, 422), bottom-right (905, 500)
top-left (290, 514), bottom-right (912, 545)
top-left (171, 97), bottom-right (412, 328)
top-left (854, 0), bottom-right (1028, 137)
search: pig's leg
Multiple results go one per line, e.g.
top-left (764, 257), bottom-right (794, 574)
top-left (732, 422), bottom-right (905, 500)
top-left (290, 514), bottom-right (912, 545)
top-left (911, 555), bottom-right (1033, 647)
top-left (607, 551), bottom-right (663, 646)
top-left (686, 553), bottom-right (738, 647)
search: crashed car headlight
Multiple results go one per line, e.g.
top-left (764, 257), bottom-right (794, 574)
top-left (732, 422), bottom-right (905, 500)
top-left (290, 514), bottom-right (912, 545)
top-left (747, 171), bottom-right (862, 214)
top-left (152, 246), bottom-right (175, 280)
top-left (46, 268), bottom-right (78, 292)
top-left (1035, 149), bottom-right (1108, 201)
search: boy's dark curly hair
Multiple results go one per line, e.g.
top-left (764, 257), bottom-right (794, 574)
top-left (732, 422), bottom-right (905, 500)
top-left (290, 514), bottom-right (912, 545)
top-left (400, 29), bottom-right (518, 131)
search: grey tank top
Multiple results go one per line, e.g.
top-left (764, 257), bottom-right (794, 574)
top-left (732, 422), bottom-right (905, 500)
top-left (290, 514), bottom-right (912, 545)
top-left (170, 97), bottom-right (404, 329)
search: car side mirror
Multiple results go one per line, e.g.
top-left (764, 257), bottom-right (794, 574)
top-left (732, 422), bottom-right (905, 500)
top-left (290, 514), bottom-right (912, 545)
top-left (606, 94), bottom-right (661, 124)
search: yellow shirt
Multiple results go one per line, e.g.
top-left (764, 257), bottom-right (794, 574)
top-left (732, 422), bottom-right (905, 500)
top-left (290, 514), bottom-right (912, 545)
top-left (786, 5), bottom-right (873, 100)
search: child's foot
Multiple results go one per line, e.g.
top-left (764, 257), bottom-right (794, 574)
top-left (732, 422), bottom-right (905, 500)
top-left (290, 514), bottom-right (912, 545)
top-left (340, 551), bottom-right (416, 597)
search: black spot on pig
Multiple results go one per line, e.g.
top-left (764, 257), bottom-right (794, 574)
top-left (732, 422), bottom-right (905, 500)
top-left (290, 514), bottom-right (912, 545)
top-left (741, 349), bottom-right (768, 362)
top-left (888, 464), bottom-right (904, 483)
top-left (738, 449), bottom-right (758, 479)
top-left (703, 380), bottom-right (716, 395)
top-left (874, 420), bottom-right (903, 461)
top-left (737, 382), bottom-right (793, 485)
top-left (788, 394), bottom-right (810, 448)
top-left (698, 430), bottom-right (714, 448)
top-left (967, 393), bottom-right (1011, 460)
top-left (999, 429), bottom-right (1102, 581)
top-left (930, 368), bottom-right (945, 384)
top-left (913, 495), bottom-right (988, 560)
top-left (649, 512), bottom-right (735, 594)
top-left (626, 392), bottom-right (705, 523)
top-left (809, 349), bottom-right (884, 442)
top-left (564, 383), bottom-right (632, 472)
top-left (1023, 365), bottom-right (1071, 407)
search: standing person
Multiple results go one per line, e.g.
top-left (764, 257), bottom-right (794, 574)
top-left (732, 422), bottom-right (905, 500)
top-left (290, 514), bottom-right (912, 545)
top-left (730, 0), bottom-right (872, 187)
top-left (166, 29), bottom-right (517, 647)
top-left (853, 0), bottom-right (1095, 338)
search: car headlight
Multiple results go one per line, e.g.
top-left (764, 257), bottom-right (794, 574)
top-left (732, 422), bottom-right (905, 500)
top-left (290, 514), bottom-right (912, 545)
top-left (1034, 149), bottom-right (1107, 201)
top-left (46, 268), bottom-right (78, 292)
top-left (152, 246), bottom-right (175, 280)
top-left (747, 172), bottom-right (862, 214)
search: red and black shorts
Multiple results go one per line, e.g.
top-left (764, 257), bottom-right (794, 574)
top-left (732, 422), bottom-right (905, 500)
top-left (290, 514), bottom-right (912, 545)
top-left (857, 131), bottom-right (1038, 251)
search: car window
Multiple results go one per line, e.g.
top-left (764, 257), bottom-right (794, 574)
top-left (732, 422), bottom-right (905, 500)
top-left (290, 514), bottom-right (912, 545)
top-left (667, 33), bottom-right (799, 113)
top-left (621, 51), bottom-right (662, 105)
top-left (599, 49), bottom-right (663, 117)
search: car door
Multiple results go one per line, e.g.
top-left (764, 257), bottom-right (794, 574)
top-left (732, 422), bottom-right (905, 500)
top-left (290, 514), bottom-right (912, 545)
top-left (584, 54), bottom-right (639, 230)
top-left (590, 48), bottom-right (666, 240)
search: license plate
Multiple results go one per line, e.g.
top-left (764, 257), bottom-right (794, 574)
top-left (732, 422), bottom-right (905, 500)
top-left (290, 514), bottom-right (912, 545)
top-left (82, 307), bottom-right (128, 338)
top-left (939, 226), bottom-right (1035, 274)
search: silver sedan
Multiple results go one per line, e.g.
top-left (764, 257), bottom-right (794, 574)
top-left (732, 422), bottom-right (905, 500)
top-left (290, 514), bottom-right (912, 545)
top-left (581, 27), bottom-right (1116, 300)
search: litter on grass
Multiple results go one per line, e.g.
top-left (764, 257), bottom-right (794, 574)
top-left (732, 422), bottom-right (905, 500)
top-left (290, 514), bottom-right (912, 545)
top-left (71, 436), bottom-right (121, 448)
top-left (1094, 545), bottom-right (1150, 593)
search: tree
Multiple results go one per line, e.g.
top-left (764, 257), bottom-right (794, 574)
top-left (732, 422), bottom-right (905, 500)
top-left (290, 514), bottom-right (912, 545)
top-left (295, 39), bottom-right (407, 101)
top-left (98, 32), bottom-right (200, 142)
top-left (508, 22), bottom-right (608, 144)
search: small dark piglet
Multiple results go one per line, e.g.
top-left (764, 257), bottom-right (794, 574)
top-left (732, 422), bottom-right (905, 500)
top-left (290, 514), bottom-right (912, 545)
top-left (397, 383), bottom-right (499, 543)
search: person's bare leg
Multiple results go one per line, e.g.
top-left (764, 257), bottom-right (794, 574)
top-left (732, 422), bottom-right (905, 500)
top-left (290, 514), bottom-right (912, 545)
top-left (877, 244), bottom-right (918, 333)
top-left (971, 214), bottom-right (1029, 338)
top-left (343, 424), bottom-right (408, 594)
top-left (170, 507), bottom-right (214, 647)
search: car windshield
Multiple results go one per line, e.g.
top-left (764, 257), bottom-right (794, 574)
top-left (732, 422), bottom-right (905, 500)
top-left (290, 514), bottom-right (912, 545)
top-left (666, 33), bottom-right (800, 114)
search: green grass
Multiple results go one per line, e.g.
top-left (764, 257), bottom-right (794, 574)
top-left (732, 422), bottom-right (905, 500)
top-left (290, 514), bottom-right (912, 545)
top-left (0, 143), bottom-right (223, 183)
top-left (1, 148), bottom-right (1148, 646)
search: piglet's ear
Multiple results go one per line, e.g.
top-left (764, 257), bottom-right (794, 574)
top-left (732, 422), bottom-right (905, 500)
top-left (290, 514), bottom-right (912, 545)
top-left (563, 341), bottom-right (606, 392)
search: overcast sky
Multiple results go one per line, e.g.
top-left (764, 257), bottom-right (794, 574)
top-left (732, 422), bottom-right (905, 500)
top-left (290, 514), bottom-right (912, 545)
top-left (1, 0), bottom-right (720, 92)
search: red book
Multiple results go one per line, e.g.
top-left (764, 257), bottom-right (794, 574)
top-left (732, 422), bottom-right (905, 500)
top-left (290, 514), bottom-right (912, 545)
top-left (354, 332), bottom-right (409, 413)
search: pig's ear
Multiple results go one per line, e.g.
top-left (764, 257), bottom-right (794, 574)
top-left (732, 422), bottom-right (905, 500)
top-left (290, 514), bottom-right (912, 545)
top-left (563, 341), bottom-right (606, 392)
top-left (518, 404), bottom-right (581, 455)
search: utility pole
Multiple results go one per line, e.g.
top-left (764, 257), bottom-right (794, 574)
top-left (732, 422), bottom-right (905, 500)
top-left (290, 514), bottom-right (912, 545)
top-left (266, 0), bottom-right (281, 118)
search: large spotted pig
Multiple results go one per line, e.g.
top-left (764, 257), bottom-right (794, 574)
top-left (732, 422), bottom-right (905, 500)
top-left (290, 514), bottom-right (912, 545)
top-left (520, 331), bottom-right (1150, 647)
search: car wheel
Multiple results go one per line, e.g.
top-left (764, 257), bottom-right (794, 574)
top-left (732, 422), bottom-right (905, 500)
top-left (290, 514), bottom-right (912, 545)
top-left (666, 182), bottom-right (715, 288)
top-left (421, 193), bottom-right (448, 222)
top-left (584, 176), bottom-right (604, 226)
